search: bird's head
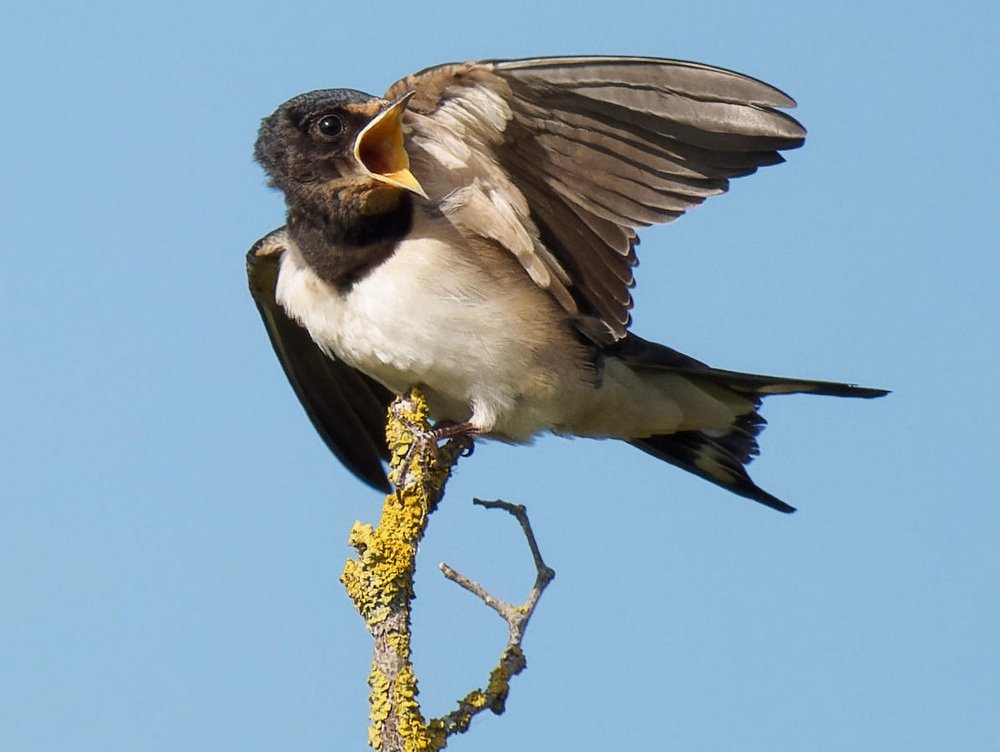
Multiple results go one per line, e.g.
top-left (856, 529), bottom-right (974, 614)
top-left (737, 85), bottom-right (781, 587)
top-left (255, 89), bottom-right (427, 202)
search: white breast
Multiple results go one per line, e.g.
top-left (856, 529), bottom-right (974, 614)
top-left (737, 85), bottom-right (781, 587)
top-left (274, 211), bottom-right (587, 439)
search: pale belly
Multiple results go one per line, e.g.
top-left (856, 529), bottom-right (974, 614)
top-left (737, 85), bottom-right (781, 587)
top-left (274, 224), bottom-right (596, 440)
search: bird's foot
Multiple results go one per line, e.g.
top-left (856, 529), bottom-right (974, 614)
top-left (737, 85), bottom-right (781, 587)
top-left (389, 404), bottom-right (479, 490)
top-left (407, 421), bottom-right (478, 483)
top-left (426, 420), bottom-right (478, 458)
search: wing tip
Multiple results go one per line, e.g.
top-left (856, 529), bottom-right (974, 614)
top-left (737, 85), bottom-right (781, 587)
top-left (367, 472), bottom-right (393, 494)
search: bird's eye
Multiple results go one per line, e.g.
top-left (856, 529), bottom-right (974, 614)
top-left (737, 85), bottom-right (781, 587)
top-left (317, 114), bottom-right (344, 137)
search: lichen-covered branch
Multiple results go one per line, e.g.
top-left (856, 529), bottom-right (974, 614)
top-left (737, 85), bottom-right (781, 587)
top-left (341, 388), bottom-right (458, 752)
top-left (340, 388), bottom-right (554, 751)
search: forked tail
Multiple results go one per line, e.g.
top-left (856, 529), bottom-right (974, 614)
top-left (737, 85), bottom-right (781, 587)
top-left (610, 335), bottom-right (888, 512)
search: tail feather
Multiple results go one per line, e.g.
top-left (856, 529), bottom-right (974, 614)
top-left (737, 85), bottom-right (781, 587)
top-left (631, 423), bottom-right (796, 514)
top-left (609, 334), bottom-right (888, 512)
top-left (682, 367), bottom-right (889, 400)
top-left (605, 334), bottom-right (890, 400)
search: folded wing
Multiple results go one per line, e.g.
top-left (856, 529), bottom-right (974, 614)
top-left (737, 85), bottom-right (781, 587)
top-left (247, 229), bottom-right (394, 492)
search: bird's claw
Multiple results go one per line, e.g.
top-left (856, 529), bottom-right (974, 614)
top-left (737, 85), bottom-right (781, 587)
top-left (414, 420), bottom-right (477, 470)
top-left (390, 408), bottom-right (478, 487)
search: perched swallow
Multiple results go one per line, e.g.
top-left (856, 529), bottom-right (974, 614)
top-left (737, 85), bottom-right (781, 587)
top-left (248, 56), bottom-right (887, 513)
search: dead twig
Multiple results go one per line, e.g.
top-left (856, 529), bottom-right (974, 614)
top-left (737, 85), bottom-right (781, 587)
top-left (435, 498), bottom-right (556, 735)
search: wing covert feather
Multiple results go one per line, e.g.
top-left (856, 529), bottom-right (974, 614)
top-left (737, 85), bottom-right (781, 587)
top-left (387, 56), bottom-right (805, 338)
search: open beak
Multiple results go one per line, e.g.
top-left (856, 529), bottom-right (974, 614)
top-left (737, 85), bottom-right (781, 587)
top-left (354, 92), bottom-right (427, 199)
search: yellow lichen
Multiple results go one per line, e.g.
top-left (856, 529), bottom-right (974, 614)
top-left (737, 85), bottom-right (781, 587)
top-left (368, 664), bottom-right (391, 749)
top-left (484, 652), bottom-right (516, 708)
top-left (342, 390), bottom-right (457, 751)
top-left (386, 631), bottom-right (410, 660)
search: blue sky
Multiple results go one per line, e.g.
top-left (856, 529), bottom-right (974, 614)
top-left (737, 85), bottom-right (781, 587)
top-left (2, 1), bottom-right (998, 750)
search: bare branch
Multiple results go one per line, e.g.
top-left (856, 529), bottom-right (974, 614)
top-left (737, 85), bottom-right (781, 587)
top-left (435, 498), bottom-right (556, 737)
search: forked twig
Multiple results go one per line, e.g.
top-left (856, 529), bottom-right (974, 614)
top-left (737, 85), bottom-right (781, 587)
top-left (436, 498), bottom-right (556, 735)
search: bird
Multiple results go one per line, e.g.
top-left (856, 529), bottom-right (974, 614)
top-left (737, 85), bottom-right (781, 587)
top-left (247, 56), bottom-right (887, 513)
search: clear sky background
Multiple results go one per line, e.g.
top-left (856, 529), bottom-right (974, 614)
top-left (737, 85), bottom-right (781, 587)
top-left (3, 2), bottom-right (998, 750)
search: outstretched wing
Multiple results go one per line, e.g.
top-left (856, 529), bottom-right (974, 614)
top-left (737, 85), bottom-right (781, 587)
top-left (387, 56), bottom-right (806, 340)
top-left (246, 229), bottom-right (394, 492)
